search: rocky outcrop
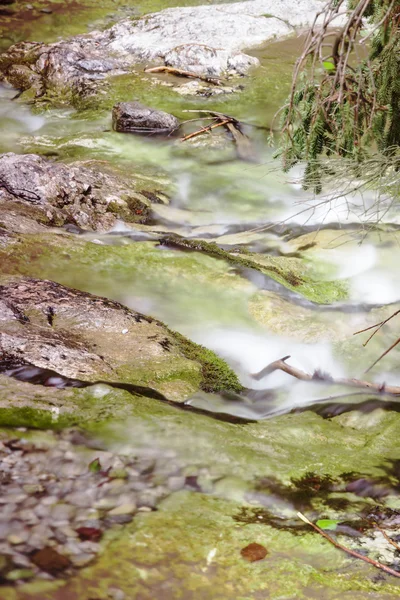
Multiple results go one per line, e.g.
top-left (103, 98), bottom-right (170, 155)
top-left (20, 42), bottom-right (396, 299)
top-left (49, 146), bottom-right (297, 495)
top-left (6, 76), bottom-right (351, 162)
top-left (0, 0), bottom-right (328, 105)
top-left (112, 102), bottom-right (180, 135)
top-left (0, 277), bottom-right (242, 405)
top-left (0, 153), bottom-right (154, 231)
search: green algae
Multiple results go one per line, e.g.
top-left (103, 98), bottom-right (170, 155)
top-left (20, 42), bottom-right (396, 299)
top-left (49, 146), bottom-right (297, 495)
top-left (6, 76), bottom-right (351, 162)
top-left (2, 373), bottom-right (400, 597)
top-left (0, 230), bottom-right (348, 312)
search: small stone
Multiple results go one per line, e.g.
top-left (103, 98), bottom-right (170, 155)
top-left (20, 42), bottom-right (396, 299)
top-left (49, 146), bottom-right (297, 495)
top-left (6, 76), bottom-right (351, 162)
top-left (70, 553), bottom-right (94, 567)
top-left (94, 498), bottom-right (118, 510)
top-left (0, 522), bottom-right (11, 539)
top-left (18, 509), bottom-right (39, 525)
top-left (23, 484), bottom-right (44, 495)
top-left (108, 502), bottom-right (136, 516)
top-left (12, 553), bottom-right (34, 568)
top-left (108, 587), bottom-right (125, 600)
top-left (51, 503), bottom-right (76, 523)
top-left (65, 491), bottom-right (96, 508)
top-left (8, 531), bottom-right (29, 545)
top-left (103, 514), bottom-right (133, 526)
top-left (167, 476), bottom-right (185, 492)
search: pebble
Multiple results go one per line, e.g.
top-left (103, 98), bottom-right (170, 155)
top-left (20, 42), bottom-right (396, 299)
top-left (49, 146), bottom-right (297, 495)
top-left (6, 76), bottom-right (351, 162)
top-left (108, 502), bottom-right (136, 516)
top-left (0, 428), bottom-right (182, 583)
top-left (8, 532), bottom-right (29, 545)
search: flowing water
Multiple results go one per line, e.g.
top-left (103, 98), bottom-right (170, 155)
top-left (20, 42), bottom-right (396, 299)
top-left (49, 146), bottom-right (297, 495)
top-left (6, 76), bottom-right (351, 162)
top-left (2, 3), bottom-right (400, 597)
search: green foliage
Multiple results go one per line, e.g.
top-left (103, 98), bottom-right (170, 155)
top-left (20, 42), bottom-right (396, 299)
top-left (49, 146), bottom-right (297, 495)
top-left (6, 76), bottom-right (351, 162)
top-left (279, 0), bottom-right (400, 192)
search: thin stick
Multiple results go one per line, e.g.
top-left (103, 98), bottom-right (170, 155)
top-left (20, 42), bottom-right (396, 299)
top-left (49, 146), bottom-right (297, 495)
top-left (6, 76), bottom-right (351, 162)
top-left (353, 310), bottom-right (400, 345)
top-left (144, 66), bottom-right (222, 85)
top-left (252, 355), bottom-right (400, 395)
top-left (373, 523), bottom-right (400, 553)
top-left (180, 119), bottom-right (231, 142)
top-left (365, 336), bottom-right (400, 373)
top-left (297, 512), bottom-right (400, 579)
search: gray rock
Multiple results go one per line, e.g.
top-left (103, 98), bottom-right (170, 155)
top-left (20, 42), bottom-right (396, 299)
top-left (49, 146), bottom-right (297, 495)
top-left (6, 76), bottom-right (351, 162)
top-left (0, 152), bottom-right (152, 232)
top-left (112, 102), bottom-right (179, 135)
top-left (0, 0), bottom-right (334, 104)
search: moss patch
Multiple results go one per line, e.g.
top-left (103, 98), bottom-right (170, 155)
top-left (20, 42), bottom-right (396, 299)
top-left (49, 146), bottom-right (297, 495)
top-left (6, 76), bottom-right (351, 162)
top-left (170, 330), bottom-right (243, 393)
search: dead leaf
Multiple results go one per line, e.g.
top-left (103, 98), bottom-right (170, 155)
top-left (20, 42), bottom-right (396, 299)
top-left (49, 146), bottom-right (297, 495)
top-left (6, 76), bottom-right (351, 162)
top-left (240, 543), bottom-right (268, 562)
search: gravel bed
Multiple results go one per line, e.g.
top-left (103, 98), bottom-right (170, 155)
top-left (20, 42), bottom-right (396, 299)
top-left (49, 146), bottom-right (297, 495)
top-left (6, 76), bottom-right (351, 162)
top-left (0, 428), bottom-right (187, 584)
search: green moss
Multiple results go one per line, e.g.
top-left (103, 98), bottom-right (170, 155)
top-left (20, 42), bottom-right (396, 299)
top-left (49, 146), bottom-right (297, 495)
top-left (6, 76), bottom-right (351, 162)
top-left (0, 406), bottom-right (73, 430)
top-left (160, 234), bottom-right (348, 304)
top-left (170, 329), bottom-right (243, 393)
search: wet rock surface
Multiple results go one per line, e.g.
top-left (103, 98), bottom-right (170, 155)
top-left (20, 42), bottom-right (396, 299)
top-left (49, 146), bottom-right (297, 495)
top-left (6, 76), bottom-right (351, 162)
top-left (0, 0), bottom-right (327, 104)
top-left (0, 153), bottom-right (154, 232)
top-left (112, 102), bottom-right (180, 135)
top-left (0, 427), bottom-right (185, 583)
top-left (0, 276), bottom-right (210, 402)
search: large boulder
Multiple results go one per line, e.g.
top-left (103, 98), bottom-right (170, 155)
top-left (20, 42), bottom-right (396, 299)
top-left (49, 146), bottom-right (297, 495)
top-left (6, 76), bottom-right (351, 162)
top-left (0, 0), bottom-right (330, 105)
top-left (112, 102), bottom-right (180, 135)
top-left (0, 277), bottom-right (242, 406)
top-left (0, 153), bottom-right (153, 231)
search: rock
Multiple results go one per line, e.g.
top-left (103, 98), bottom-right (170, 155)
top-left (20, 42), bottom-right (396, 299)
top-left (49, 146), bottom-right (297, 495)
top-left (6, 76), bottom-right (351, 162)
top-left (107, 502), bottom-right (136, 516)
top-left (112, 102), bottom-right (179, 135)
top-left (0, 275), bottom-right (242, 418)
top-left (0, 0), bottom-right (334, 106)
top-left (0, 153), bottom-right (152, 232)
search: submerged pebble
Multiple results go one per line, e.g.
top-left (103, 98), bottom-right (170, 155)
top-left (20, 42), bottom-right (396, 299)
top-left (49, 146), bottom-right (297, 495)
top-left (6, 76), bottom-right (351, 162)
top-left (0, 429), bottom-right (187, 583)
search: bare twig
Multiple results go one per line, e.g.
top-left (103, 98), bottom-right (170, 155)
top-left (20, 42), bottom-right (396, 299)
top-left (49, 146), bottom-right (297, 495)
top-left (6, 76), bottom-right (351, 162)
top-left (365, 336), bottom-right (400, 374)
top-left (144, 66), bottom-right (222, 85)
top-left (252, 355), bottom-right (400, 395)
top-left (372, 522), bottom-right (400, 553)
top-left (180, 119), bottom-right (231, 142)
top-left (354, 310), bottom-right (400, 346)
top-left (298, 512), bottom-right (400, 579)
top-left (353, 309), bottom-right (400, 372)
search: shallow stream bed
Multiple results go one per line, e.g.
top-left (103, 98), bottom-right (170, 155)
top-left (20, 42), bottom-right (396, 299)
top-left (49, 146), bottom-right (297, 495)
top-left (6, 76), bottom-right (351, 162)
top-left (1, 1), bottom-right (400, 598)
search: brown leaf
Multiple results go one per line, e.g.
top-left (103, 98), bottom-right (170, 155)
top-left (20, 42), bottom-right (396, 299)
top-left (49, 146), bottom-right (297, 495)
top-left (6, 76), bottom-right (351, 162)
top-left (76, 527), bottom-right (103, 542)
top-left (240, 542), bottom-right (268, 562)
top-left (31, 547), bottom-right (71, 574)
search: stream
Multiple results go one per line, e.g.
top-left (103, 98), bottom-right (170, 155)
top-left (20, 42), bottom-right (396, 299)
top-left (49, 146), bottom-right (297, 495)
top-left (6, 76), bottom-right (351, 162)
top-left (1, 1), bottom-right (400, 598)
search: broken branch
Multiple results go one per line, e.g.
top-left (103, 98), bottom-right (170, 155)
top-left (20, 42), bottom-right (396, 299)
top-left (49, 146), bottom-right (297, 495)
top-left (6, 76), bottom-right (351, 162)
top-left (144, 66), bottom-right (222, 85)
top-left (252, 355), bottom-right (400, 395)
top-left (180, 119), bottom-right (231, 142)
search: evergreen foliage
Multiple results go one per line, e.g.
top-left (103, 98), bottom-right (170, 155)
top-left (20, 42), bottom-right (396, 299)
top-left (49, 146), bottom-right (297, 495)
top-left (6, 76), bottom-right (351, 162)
top-left (279, 0), bottom-right (400, 192)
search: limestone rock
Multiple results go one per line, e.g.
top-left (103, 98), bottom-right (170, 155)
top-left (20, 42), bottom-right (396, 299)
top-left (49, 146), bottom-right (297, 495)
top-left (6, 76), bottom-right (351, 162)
top-left (0, 0), bottom-right (333, 105)
top-left (0, 152), bottom-right (151, 231)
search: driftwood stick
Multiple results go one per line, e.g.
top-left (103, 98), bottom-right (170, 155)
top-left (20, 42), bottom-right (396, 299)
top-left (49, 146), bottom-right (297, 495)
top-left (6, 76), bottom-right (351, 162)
top-left (298, 513), bottom-right (400, 579)
top-left (144, 66), bottom-right (222, 85)
top-left (252, 355), bottom-right (400, 395)
top-left (180, 119), bottom-right (231, 142)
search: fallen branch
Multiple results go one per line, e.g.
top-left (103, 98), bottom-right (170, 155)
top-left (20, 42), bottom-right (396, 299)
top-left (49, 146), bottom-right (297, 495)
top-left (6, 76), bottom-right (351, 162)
top-left (180, 119), bottom-right (231, 142)
top-left (298, 512), bottom-right (400, 579)
top-left (144, 66), bottom-right (222, 85)
top-left (252, 355), bottom-right (400, 395)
